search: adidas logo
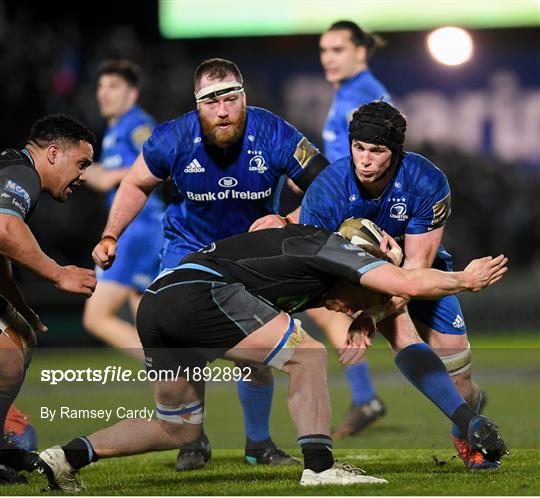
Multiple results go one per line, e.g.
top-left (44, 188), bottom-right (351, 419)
top-left (184, 159), bottom-right (205, 173)
top-left (453, 314), bottom-right (465, 329)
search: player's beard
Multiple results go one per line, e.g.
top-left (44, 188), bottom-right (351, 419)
top-left (201, 106), bottom-right (247, 148)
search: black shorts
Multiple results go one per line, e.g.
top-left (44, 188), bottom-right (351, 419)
top-left (136, 265), bottom-right (280, 373)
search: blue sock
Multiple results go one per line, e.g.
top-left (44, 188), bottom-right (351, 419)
top-left (345, 362), bottom-right (376, 406)
top-left (237, 378), bottom-right (273, 444)
top-left (395, 343), bottom-right (475, 437)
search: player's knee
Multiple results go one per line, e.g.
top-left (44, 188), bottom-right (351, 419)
top-left (0, 349), bottom-right (24, 390)
top-left (439, 342), bottom-right (472, 377)
top-left (236, 362), bottom-right (273, 385)
top-left (82, 304), bottom-right (110, 336)
top-left (263, 319), bottom-right (326, 373)
top-left (153, 375), bottom-right (200, 406)
top-left (1, 302), bottom-right (37, 357)
top-left (156, 398), bottom-right (205, 426)
top-left (82, 306), bottom-right (98, 333)
top-left (295, 336), bottom-right (328, 369)
top-left (308, 340), bottom-right (328, 369)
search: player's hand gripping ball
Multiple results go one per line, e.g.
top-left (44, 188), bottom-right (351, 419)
top-left (338, 217), bottom-right (403, 266)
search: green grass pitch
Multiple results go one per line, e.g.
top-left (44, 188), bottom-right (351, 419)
top-left (6, 332), bottom-right (540, 495)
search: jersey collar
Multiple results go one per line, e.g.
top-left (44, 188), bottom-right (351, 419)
top-left (21, 148), bottom-right (36, 167)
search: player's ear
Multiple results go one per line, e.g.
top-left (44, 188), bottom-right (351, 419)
top-left (355, 45), bottom-right (367, 64)
top-left (46, 144), bottom-right (59, 165)
top-left (129, 86), bottom-right (139, 104)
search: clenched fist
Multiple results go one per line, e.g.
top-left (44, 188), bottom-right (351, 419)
top-left (92, 236), bottom-right (118, 270)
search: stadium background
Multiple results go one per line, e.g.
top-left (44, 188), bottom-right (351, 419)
top-left (1, 2), bottom-right (539, 494)
top-left (2, 1), bottom-right (539, 340)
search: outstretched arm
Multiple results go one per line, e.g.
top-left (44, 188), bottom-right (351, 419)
top-left (360, 254), bottom-right (508, 300)
top-left (338, 253), bottom-right (507, 364)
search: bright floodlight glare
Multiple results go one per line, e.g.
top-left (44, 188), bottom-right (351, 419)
top-left (427, 27), bottom-right (473, 66)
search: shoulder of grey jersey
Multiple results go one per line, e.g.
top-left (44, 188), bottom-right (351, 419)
top-left (315, 232), bottom-right (389, 284)
top-left (0, 149), bottom-right (41, 220)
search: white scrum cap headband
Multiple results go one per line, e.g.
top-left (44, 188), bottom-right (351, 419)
top-left (195, 81), bottom-right (244, 103)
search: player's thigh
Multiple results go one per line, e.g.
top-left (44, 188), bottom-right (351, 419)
top-left (128, 290), bottom-right (143, 321)
top-left (409, 295), bottom-right (468, 356)
top-left (224, 313), bottom-right (325, 373)
top-left (378, 310), bottom-right (423, 352)
top-left (136, 289), bottom-right (207, 416)
top-left (223, 312), bottom-right (290, 364)
top-left (83, 280), bottom-right (132, 319)
top-left (414, 320), bottom-right (469, 357)
top-left (0, 331), bottom-right (24, 385)
top-left (149, 376), bottom-right (205, 407)
top-left (139, 270), bottom-right (282, 375)
top-left (306, 307), bottom-right (351, 349)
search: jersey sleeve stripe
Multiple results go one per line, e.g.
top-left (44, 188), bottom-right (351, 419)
top-left (0, 208), bottom-right (24, 219)
top-left (357, 260), bottom-right (390, 275)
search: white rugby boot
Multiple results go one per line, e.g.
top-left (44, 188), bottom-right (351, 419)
top-left (300, 461), bottom-right (388, 485)
top-left (38, 446), bottom-right (84, 492)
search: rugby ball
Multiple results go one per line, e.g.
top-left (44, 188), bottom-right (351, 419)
top-left (338, 217), bottom-right (384, 247)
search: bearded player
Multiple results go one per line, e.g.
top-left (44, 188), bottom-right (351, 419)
top-left (91, 58), bottom-right (330, 470)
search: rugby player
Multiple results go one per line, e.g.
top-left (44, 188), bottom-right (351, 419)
top-left (300, 100), bottom-right (498, 469)
top-left (313, 20), bottom-right (392, 436)
top-left (0, 115), bottom-right (96, 484)
top-left (320, 20), bottom-right (390, 162)
top-left (82, 60), bottom-right (164, 360)
top-left (91, 58), bottom-right (329, 469)
top-left (38, 223), bottom-right (508, 491)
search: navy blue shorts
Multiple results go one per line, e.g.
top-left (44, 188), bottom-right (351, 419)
top-left (408, 294), bottom-right (466, 335)
top-left (97, 217), bottom-right (163, 293)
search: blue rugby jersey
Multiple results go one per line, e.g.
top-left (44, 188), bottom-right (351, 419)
top-left (100, 105), bottom-right (164, 222)
top-left (143, 106), bottom-right (320, 261)
top-left (300, 152), bottom-right (453, 271)
top-left (323, 69), bottom-right (390, 163)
